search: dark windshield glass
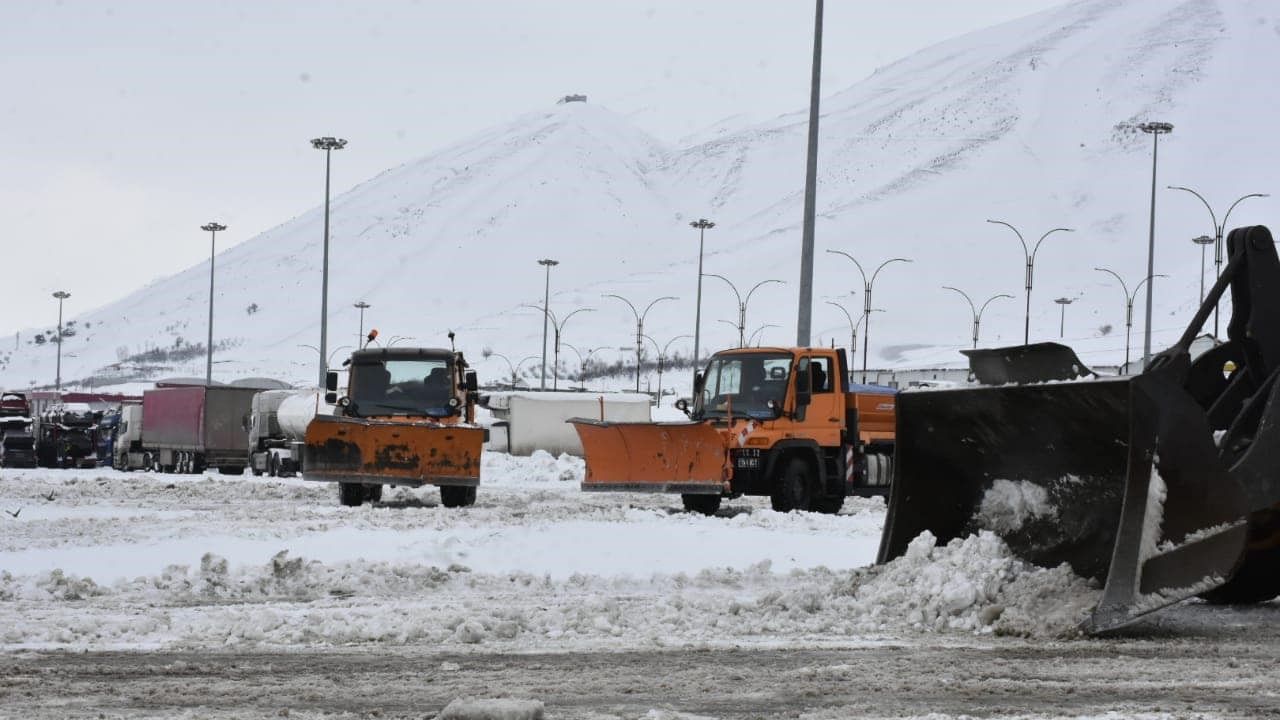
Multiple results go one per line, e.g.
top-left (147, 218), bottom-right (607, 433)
top-left (694, 352), bottom-right (791, 419)
top-left (349, 358), bottom-right (453, 416)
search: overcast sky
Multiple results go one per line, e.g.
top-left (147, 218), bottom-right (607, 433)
top-left (1, 1), bottom-right (1063, 337)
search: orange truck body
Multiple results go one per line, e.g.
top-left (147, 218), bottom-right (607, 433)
top-left (570, 346), bottom-right (896, 513)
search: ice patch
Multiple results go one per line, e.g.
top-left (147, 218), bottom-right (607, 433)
top-left (974, 479), bottom-right (1058, 534)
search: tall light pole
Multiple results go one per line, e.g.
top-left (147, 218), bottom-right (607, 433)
top-left (1096, 267), bottom-right (1167, 374)
top-left (1167, 186), bottom-right (1268, 335)
top-left (1137, 121), bottom-right (1172, 368)
top-left (483, 350), bottom-right (519, 389)
top-left (796, 0), bottom-right (824, 346)
top-left (824, 300), bottom-right (866, 381)
top-left (941, 287), bottom-right (1013, 349)
top-left (199, 222), bottom-right (226, 385)
top-left (523, 304), bottom-right (594, 390)
top-left (561, 343), bottom-right (608, 390)
top-left (1191, 235), bottom-right (1214, 304)
top-left (52, 291), bottom-right (70, 392)
top-left (604, 294), bottom-right (677, 392)
top-left (536, 258), bottom-right (559, 390)
top-left (641, 334), bottom-right (691, 405)
top-left (311, 136), bottom-right (347, 386)
top-left (826, 250), bottom-right (911, 383)
top-left (689, 218), bottom-right (715, 378)
top-left (1054, 297), bottom-right (1075, 338)
top-left (703, 274), bottom-right (784, 347)
top-left (354, 301), bottom-right (371, 348)
top-left (985, 220), bottom-right (1074, 346)
top-left (748, 324), bottom-right (779, 347)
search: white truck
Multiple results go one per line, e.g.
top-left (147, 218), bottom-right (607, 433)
top-left (247, 389), bottom-right (326, 477)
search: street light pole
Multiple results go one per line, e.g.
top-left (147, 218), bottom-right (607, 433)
top-left (604, 294), bottom-right (677, 392)
top-left (689, 218), bottom-right (714, 377)
top-left (704, 274), bottom-right (783, 347)
top-left (353, 301), bottom-right (371, 348)
top-left (1054, 297), bottom-right (1075, 338)
top-left (1137, 121), bottom-right (1172, 368)
top-left (985, 220), bottom-right (1074, 346)
top-left (942, 287), bottom-right (1013, 349)
top-left (1191, 236), bottom-right (1214, 304)
top-left (199, 222), bottom-right (226, 385)
top-left (796, 0), bottom-right (824, 347)
top-left (537, 258), bottom-right (559, 390)
top-left (641, 334), bottom-right (691, 406)
top-left (826, 250), bottom-right (911, 383)
top-left (1167, 186), bottom-right (1268, 335)
top-left (1096, 267), bottom-right (1167, 374)
top-left (311, 136), bottom-right (347, 387)
top-left (52, 291), bottom-right (70, 392)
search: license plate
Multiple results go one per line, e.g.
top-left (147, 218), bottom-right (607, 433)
top-left (736, 456), bottom-right (760, 469)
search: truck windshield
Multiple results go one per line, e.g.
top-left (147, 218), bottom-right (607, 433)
top-left (694, 352), bottom-right (791, 419)
top-left (349, 358), bottom-right (454, 417)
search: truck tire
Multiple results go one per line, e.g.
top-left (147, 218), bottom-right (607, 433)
top-left (811, 494), bottom-right (844, 514)
top-left (339, 482), bottom-right (364, 507)
top-left (1199, 508), bottom-right (1280, 605)
top-left (681, 494), bottom-right (722, 516)
top-left (218, 466), bottom-right (245, 476)
top-left (267, 454), bottom-right (279, 477)
top-left (440, 485), bottom-right (477, 508)
top-left (364, 484), bottom-right (383, 503)
top-left (771, 456), bottom-right (814, 513)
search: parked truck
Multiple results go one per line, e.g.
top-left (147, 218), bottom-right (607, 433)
top-left (114, 384), bottom-right (268, 474)
top-left (36, 403), bottom-right (101, 468)
top-left (569, 346), bottom-right (896, 515)
top-left (0, 392), bottom-right (37, 468)
top-left (248, 389), bottom-right (326, 477)
top-left (304, 345), bottom-right (486, 507)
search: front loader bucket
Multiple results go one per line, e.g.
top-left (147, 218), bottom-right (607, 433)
top-left (304, 415), bottom-right (484, 487)
top-left (879, 373), bottom-right (1251, 633)
top-left (569, 419), bottom-right (729, 494)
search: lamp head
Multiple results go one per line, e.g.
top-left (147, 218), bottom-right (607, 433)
top-left (200, 222), bottom-right (227, 233)
top-left (311, 137), bottom-right (348, 150)
top-left (1138, 121), bottom-right (1174, 135)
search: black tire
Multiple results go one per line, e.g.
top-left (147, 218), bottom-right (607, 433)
top-left (771, 457), bottom-right (814, 513)
top-left (339, 482), bottom-right (364, 507)
top-left (268, 453), bottom-right (280, 478)
top-left (364, 484), bottom-right (383, 503)
top-left (1199, 508), bottom-right (1280, 605)
top-left (681, 494), bottom-right (722, 516)
top-left (440, 485), bottom-right (477, 508)
top-left (251, 463), bottom-right (264, 477)
top-left (218, 466), bottom-right (245, 476)
top-left (811, 494), bottom-right (845, 515)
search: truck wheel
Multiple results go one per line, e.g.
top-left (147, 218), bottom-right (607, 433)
top-left (811, 494), bottom-right (845, 514)
top-left (218, 466), bottom-right (245, 476)
top-left (440, 485), bottom-right (477, 508)
top-left (771, 457), bottom-right (814, 513)
top-left (268, 454), bottom-right (279, 477)
top-left (1199, 507), bottom-right (1280, 605)
top-left (251, 463), bottom-right (264, 477)
top-left (339, 482), bottom-right (364, 507)
top-left (364, 484), bottom-right (383, 503)
top-left (681, 494), bottom-right (722, 516)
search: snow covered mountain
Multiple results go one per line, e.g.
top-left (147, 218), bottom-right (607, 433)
top-left (5, 0), bottom-right (1278, 392)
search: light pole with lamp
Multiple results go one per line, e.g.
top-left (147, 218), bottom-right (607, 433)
top-left (1191, 235), bottom-right (1214, 304)
top-left (353, 301), bottom-right (371, 348)
top-left (604, 294), bottom-right (677, 392)
top-left (748, 324), bottom-right (779, 347)
top-left (516, 355), bottom-right (540, 385)
top-left (387, 335), bottom-right (415, 347)
top-left (482, 350), bottom-right (519, 389)
top-left (311, 136), bottom-right (347, 387)
top-left (825, 250), bottom-right (911, 383)
top-left (200, 222), bottom-right (226, 385)
top-left (522, 304), bottom-right (594, 390)
top-left (703, 274), bottom-right (784, 347)
top-left (641, 334), bottom-right (691, 405)
top-left (561, 343), bottom-right (609, 390)
top-left (52, 291), bottom-right (70, 392)
top-left (298, 344), bottom-right (353, 369)
top-left (689, 218), bottom-right (715, 380)
top-left (536, 258), bottom-right (559, 390)
top-left (941, 287), bottom-right (1013, 349)
top-left (1137, 121), bottom-right (1172, 368)
top-left (984, 220), bottom-right (1074, 345)
top-left (1054, 297), bottom-right (1075, 338)
top-left (1095, 267), bottom-right (1167, 374)
top-left (1168, 186), bottom-right (1268, 335)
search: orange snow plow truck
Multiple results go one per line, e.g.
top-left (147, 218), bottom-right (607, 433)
top-left (304, 346), bottom-right (485, 508)
top-left (569, 346), bottom-right (895, 515)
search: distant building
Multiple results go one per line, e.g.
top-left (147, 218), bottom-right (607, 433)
top-left (557, 94), bottom-right (587, 104)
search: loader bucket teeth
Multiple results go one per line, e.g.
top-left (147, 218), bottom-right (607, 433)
top-left (570, 419), bottom-right (728, 494)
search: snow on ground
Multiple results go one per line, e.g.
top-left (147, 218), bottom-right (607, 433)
top-left (0, 453), bottom-right (1103, 652)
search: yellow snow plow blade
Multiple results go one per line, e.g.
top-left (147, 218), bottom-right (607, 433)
top-left (569, 419), bottom-right (730, 494)
top-left (304, 414), bottom-right (484, 487)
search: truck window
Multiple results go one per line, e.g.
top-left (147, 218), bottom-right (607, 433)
top-left (808, 356), bottom-right (832, 393)
top-left (696, 352), bottom-right (791, 419)
top-left (351, 358), bottom-right (454, 416)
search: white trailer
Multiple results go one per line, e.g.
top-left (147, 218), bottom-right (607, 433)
top-left (248, 389), bottom-right (329, 476)
top-left (483, 391), bottom-right (651, 456)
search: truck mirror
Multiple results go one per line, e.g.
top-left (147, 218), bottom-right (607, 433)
top-left (693, 372), bottom-right (704, 392)
top-left (465, 371), bottom-right (479, 392)
top-left (325, 371), bottom-right (339, 392)
top-left (795, 368), bottom-right (812, 408)
top-left (675, 398), bottom-right (689, 416)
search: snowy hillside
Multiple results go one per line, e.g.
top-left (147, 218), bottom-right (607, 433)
top-left (5, 0), bottom-right (1278, 392)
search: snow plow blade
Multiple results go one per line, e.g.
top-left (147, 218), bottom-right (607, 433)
top-left (880, 226), bottom-right (1280, 634)
top-left (304, 414), bottom-right (484, 487)
top-left (569, 419), bottom-right (729, 494)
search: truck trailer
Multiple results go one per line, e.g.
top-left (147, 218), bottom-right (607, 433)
top-left (114, 384), bottom-right (269, 474)
top-left (248, 389), bottom-right (326, 477)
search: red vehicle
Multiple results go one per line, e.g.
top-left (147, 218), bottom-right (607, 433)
top-left (116, 384), bottom-right (266, 474)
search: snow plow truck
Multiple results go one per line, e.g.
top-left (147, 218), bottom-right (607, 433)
top-left (569, 345), bottom-right (895, 515)
top-left (879, 224), bottom-right (1280, 634)
top-left (305, 345), bottom-right (486, 508)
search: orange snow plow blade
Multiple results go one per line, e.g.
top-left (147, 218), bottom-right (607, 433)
top-left (304, 414), bottom-right (484, 487)
top-left (569, 419), bottom-right (729, 494)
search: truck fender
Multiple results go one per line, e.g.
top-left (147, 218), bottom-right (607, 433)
top-left (762, 440), bottom-right (825, 491)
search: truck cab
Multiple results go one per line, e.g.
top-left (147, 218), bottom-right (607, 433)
top-left (0, 392), bottom-right (36, 468)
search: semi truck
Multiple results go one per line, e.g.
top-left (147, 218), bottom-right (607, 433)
top-left (0, 392), bottom-right (37, 468)
top-left (114, 384), bottom-right (272, 474)
top-left (304, 345), bottom-right (486, 507)
top-left (248, 389), bottom-right (327, 477)
top-left (570, 346), bottom-right (896, 515)
top-left (36, 403), bottom-right (101, 468)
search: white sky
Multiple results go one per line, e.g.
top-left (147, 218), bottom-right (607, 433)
top-left (1, 0), bottom-right (1062, 337)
